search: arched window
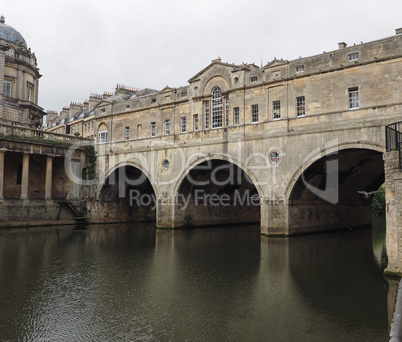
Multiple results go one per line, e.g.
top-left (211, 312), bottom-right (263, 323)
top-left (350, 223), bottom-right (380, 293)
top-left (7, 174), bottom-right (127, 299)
top-left (98, 123), bottom-right (108, 144)
top-left (211, 87), bottom-right (223, 128)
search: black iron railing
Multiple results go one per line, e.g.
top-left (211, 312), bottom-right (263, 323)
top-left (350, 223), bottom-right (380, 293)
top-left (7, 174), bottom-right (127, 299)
top-left (386, 121), bottom-right (402, 171)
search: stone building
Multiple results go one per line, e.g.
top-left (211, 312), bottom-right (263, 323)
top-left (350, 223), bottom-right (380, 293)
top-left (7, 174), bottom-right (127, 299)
top-left (0, 17), bottom-right (88, 227)
top-left (0, 16), bottom-right (44, 128)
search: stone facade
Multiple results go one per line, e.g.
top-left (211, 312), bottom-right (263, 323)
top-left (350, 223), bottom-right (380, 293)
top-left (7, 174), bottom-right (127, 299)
top-left (64, 28), bottom-right (402, 236)
top-left (384, 151), bottom-right (402, 276)
top-left (0, 17), bottom-right (44, 128)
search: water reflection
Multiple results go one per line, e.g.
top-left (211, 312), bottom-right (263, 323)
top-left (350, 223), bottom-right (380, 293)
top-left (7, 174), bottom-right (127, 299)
top-left (0, 223), bottom-right (389, 341)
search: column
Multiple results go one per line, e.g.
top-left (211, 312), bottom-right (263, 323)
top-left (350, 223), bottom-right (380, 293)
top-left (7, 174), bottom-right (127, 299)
top-left (0, 151), bottom-right (4, 200)
top-left (45, 156), bottom-right (53, 199)
top-left (20, 154), bottom-right (29, 200)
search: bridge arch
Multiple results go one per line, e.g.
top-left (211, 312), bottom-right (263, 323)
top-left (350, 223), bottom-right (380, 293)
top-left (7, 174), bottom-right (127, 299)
top-left (98, 161), bottom-right (159, 198)
top-left (173, 155), bottom-right (263, 227)
top-left (285, 141), bottom-right (384, 201)
top-left (97, 162), bottom-right (159, 223)
top-left (172, 153), bottom-right (264, 199)
top-left (286, 143), bottom-right (385, 234)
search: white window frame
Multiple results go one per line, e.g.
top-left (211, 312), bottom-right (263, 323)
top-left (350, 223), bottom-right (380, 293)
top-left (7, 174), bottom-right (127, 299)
top-left (234, 107), bottom-right (240, 126)
top-left (250, 76), bottom-right (257, 83)
top-left (165, 119), bottom-right (170, 135)
top-left (348, 52), bottom-right (359, 62)
top-left (225, 96), bottom-right (229, 127)
top-left (273, 100), bottom-right (281, 120)
top-left (193, 114), bottom-right (199, 131)
top-left (296, 65), bottom-right (305, 73)
top-left (181, 117), bottom-right (186, 133)
top-left (348, 87), bottom-right (359, 109)
top-left (98, 130), bottom-right (107, 144)
top-left (211, 87), bottom-right (223, 128)
top-left (3, 80), bottom-right (11, 97)
top-left (204, 100), bottom-right (210, 129)
top-left (296, 96), bottom-right (305, 117)
top-left (251, 104), bottom-right (259, 123)
top-left (150, 122), bottom-right (156, 137)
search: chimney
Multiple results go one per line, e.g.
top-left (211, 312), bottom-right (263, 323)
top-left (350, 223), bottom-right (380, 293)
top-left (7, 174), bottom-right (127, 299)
top-left (338, 42), bottom-right (347, 49)
top-left (396, 28), bottom-right (402, 35)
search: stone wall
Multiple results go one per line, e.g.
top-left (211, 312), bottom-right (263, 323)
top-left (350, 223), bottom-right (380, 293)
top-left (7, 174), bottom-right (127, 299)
top-left (0, 199), bottom-right (76, 228)
top-left (384, 151), bottom-right (402, 276)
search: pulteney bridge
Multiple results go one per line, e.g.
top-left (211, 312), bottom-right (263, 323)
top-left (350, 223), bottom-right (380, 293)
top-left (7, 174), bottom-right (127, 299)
top-left (86, 31), bottom-right (402, 276)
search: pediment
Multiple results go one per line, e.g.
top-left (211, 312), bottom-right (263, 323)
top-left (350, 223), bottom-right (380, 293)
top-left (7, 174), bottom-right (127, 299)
top-left (188, 59), bottom-right (238, 83)
top-left (264, 59), bottom-right (289, 69)
top-left (160, 86), bottom-right (175, 93)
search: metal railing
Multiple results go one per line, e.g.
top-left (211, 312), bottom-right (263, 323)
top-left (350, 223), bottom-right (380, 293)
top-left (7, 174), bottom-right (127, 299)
top-left (386, 121), bottom-right (402, 171)
top-left (0, 123), bottom-right (92, 145)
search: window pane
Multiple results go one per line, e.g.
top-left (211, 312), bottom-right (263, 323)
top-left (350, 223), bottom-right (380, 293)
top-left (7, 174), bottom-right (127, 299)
top-left (296, 96), bottom-right (305, 117)
top-left (204, 101), bottom-right (210, 129)
top-left (181, 117), bottom-right (186, 133)
top-left (165, 120), bottom-right (170, 135)
top-left (234, 107), bottom-right (239, 125)
top-left (273, 100), bottom-right (281, 120)
top-left (251, 104), bottom-right (258, 123)
top-left (211, 87), bottom-right (223, 128)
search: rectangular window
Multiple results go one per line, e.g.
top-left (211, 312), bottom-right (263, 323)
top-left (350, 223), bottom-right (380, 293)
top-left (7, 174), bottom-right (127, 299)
top-left (98, 130), bottom-right (107, 144)
top-left (273, 100), bottom-right (281, 120)
top-left (251, 104), bottom-right (259, 123)
top-left (204, 100), bottom-right (210, 129)
top-left (234, 107), bottom-right (240, 125)
top-left (348, 87), bottom-right (359, 109)
top-left (348, 52), bottom-right (359, 61)
top-left (150, 122), bottom-right (156, 137)
top-left (91, 122), bottom-right (94, 130)
top-left (101, 108), bottom-right (106, 114)
top-left (165, 119), bottom-right (170, 135)
top-left (3, 81), bottom-right (11, 97)
top-left (225, 96), bottom-right (229, 126)
top-left (193, 114), bottom-right (199, 131)
top-left (126, 105), bottom-right (131, 110)
top-left (181, 90), bottom-right (187, 97)
top-left (151, 98), bottom-right (156, 104)
top-left (296, 96), bottom-right (305, 117)
top-left (181, 117), bottom-right (186, 133)
top-left (296, 65), bottom-right (305, 73)
top-left (125, 126), bottom-right (130, 140)
top-left (250, 76), bottom-right (257, 83)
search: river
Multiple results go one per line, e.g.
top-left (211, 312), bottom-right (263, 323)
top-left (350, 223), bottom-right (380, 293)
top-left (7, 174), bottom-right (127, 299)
top-left (0, 218), bottom-right (389, 341)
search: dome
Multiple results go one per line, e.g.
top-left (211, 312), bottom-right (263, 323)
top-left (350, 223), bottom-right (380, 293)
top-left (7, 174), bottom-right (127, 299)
top-left (0, 16), bottom-right (27, 48)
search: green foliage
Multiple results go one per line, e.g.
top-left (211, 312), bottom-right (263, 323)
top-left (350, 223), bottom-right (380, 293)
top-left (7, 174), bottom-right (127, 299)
top-left (372, 186), bottom-right (385, 216)
top-left (84, 145), bottom-right (97, 180)
top-left (0, 133), bottom-right (71, 146)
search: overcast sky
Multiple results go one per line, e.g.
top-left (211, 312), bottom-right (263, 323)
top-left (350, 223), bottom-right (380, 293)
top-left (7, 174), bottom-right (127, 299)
top-left (2, 0), bottom-right (402, 114)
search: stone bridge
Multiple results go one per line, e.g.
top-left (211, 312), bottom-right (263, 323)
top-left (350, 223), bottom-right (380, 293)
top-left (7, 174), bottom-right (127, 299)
top-left (85, 32), bottom-right (402, 275)
top-left (91, 109), bottom-right (391, 236)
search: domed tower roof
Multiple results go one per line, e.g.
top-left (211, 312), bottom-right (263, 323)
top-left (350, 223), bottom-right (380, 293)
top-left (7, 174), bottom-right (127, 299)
top-left (0, 16), bottom-right (27, 48)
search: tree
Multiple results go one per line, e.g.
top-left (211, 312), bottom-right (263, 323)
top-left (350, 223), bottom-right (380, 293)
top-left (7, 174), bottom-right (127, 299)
top-left (371, 186), bottom-right (385, 216)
